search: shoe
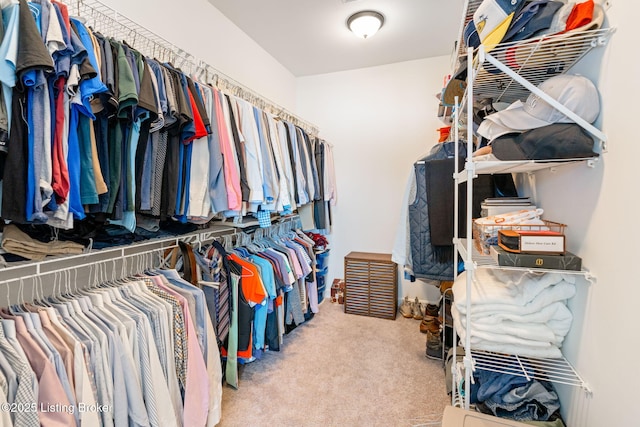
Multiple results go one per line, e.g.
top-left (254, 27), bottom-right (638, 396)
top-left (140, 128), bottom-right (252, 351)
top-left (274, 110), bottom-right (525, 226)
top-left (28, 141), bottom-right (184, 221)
top-left (440, 280), bottom-right (454, 294)
top-left (419, 315), bottom-right (441, 334)
top-left (425, 303), bottom-right (439, 318)
top-left (412, 297), bottom-right (424, 320)
top-left (444, 297), bottom-right (453, 326)
top-left (399, 296), bottom-right (413, 318)
top-left (426, 329), bottom-right (443, 360)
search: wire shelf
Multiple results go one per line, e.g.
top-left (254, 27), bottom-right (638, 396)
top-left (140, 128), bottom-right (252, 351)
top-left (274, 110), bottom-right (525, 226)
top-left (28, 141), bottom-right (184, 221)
top-left (454, 157), bottom-right (598, 184)
top-left (457, 238), bottom-right (593, 278)
top-left (455, 0), bottom-right (483, 59)
top-left (470, 349), bottom-right (590, 392)
top-left (474, 28), bottom-right (614, 104)
top-left (455, 1), bottom-right (614, 99)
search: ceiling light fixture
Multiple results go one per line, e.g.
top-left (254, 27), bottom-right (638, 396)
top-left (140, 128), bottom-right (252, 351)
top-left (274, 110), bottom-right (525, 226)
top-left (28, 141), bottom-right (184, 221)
top-left (347, 10), bottom-right (385, 39)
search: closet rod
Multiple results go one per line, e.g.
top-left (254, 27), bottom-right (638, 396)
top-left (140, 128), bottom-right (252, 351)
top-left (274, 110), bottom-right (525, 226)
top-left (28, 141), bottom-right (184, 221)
top-left (0, 244), bottom-right (184, 308)
top-left (61, 0), bottom-right (320, 136)
top-left (0, 230), bottom-right (241, 307)
top-left (0, 226), bottom-right (235, 282)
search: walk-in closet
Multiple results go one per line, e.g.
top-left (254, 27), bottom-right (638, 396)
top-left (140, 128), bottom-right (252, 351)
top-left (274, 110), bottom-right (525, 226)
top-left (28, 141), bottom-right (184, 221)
top-left (0, 0), bottom-right (635, 426)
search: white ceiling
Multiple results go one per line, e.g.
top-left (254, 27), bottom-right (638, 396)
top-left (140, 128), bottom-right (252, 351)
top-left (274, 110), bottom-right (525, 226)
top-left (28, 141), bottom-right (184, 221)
top-left (207, 0), bottom-right (466, 77)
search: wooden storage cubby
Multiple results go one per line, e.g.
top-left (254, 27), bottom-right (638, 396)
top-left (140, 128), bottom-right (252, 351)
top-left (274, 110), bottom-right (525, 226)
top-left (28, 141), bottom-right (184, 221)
top-left (343, 252), bottom-right (398, 320)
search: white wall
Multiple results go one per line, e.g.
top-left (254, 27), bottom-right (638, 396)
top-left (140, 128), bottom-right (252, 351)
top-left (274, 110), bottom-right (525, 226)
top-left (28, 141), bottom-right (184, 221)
top-left (297, 57), bottom-right (450, 305)
top-left (98, 0), bottom-right (297, 110)
top-left (531, 4), bottom-right (639, 426)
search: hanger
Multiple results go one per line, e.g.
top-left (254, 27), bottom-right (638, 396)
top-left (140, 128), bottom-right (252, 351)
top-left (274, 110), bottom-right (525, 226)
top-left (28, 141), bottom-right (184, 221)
top-left (163, 246), bottom-right (180, 269)
top-left (228, 254), bottom-right (255, 278)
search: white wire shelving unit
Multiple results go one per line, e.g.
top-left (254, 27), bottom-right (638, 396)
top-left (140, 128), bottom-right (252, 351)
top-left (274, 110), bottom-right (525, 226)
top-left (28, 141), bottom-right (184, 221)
top-left (448, 0), bottom-right (613, 412)
top-left (455, 238), bottom-right (595, 281)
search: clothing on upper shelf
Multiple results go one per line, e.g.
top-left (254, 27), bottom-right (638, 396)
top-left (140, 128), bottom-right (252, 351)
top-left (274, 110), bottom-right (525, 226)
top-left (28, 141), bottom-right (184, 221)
top-left (1, 223), bottom-right (84, 260)
top-left (0, 0), bottom-right (336, 236)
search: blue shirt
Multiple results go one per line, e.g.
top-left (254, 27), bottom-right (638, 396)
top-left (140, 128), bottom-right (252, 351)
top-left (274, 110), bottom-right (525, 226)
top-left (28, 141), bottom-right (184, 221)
top-left (0, 4), bottom-right (20, 126)
top-left (69, 18), bottom-right (107, 119)
top-left (249, 255), bottom-right (277, 351)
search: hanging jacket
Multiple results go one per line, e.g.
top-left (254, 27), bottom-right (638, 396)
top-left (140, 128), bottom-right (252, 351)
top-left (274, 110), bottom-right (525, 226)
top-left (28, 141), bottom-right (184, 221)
top-left (409, 141), bottom-right (467, 281)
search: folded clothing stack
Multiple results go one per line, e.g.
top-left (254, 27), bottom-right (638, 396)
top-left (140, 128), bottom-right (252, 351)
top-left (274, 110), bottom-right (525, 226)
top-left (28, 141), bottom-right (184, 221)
top-left (452, 268), bottom-right (576, 358)
top-left (1, 224), bottom-right (85, 261)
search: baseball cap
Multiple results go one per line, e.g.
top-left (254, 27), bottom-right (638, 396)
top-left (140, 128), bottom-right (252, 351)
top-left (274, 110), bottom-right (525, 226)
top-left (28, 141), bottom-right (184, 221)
top-left (442, 58), bottom-right (468, 106)
top-left (563, 0), bottom-right (595, 33)
top-left (500, 3), bottom-right (604, 71)
top-left (474, 0), bottom-right (526, 50)
top-left (491, 123), bottom-right (598, 160)
top-left (503, 0), bottom-right (564, 43)
top-left (479, 74), bottom-right (600, 133)
top-left (477, 101), bottom-right (528, 140)
top-left (464, 20), bottom-right (481, 49)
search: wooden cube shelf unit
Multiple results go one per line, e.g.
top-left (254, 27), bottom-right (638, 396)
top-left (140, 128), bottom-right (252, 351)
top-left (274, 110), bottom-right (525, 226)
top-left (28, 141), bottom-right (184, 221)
top-left (344, 252), bottom-right (398, 320)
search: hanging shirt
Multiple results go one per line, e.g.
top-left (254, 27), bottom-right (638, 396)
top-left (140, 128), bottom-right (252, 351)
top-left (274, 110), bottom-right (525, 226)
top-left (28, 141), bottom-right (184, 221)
top-left (150, 275), bottom-right (209, 427)
top-left (200, 83), bottom-right (228, 214)
top-left (0, 313), bottom-right (75, 427)
top-left (214, 89), bottom-right (241, 212)
top-left (276, 120), bottom-right (297, 211)
top-left (0, 322), bottom-right (40, 427)
top-left (236, 98), bottom-right (264, 208)
top-left (266, 115), bottom-right (292, 213)
top-left (249, 254), bottom-right (277, 352)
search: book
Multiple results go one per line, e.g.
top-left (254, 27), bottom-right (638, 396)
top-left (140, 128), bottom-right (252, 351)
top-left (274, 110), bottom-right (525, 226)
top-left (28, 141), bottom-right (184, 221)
top-left (489, 245), bottom-right (582, 271)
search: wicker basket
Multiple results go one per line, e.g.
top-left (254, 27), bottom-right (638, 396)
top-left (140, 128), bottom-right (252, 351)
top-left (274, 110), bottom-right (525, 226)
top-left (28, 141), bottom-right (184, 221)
top-left (472, 219), bottom-right (566, 255)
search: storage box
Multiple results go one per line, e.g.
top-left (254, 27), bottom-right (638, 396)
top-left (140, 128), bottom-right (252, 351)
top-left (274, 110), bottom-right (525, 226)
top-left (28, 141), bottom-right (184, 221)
top-left (330, 279), bottom-right (343, 296)
top-left (344, 252), bottom-right (397, 320)
top-left (331, 279), bottom-right (345, 304)
top-left (473, 219), bottom-right (566, 255)
top-left (317, 275), bottom-right (327, 304)
top-left (442, 406), bottom-right (532, 427)
top-left (498, 229), bottom-right (565, 254)
top-left (490, 245), bottom-right (582, 271)
top-left (315, 250), bottom-right (330, 270)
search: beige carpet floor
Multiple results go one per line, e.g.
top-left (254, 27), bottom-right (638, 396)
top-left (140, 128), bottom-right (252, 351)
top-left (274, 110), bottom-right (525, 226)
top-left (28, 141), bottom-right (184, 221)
top-left (218, 301), bottom-right (450, 427)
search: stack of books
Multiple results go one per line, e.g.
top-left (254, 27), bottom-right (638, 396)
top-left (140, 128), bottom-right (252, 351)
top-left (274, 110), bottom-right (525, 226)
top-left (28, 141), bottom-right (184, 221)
top-left (481, 197), bottom-right (536, 217)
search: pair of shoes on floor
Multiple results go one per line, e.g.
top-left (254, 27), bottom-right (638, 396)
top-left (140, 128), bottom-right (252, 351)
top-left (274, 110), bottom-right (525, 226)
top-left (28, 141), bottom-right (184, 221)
top-left (419, 302), bottom-right (441, 334)
top-left (412, 297), bottom-right (424, 320)
top-left (425, 329), bottom-right (443, 360)
top-left (399, 296), bottom-right (413, 318)
top-left (399, 296), bottom-right (424, 320)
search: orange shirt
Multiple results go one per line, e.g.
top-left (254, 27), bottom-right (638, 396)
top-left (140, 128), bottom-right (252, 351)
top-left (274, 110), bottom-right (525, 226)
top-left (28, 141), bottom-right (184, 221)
top-left (228, 254), bottom-right (267, 306)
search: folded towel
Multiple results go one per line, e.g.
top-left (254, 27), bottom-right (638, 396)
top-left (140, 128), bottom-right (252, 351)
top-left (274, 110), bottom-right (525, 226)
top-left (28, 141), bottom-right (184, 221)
top-left (463, 302), bottom-right (573, 345)
top-left (453, 305), bottom-right (572, 348)
top-left (453, 269), bottom-right (576, 314)
top-left (452, 269), bottom-right (575, 358)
